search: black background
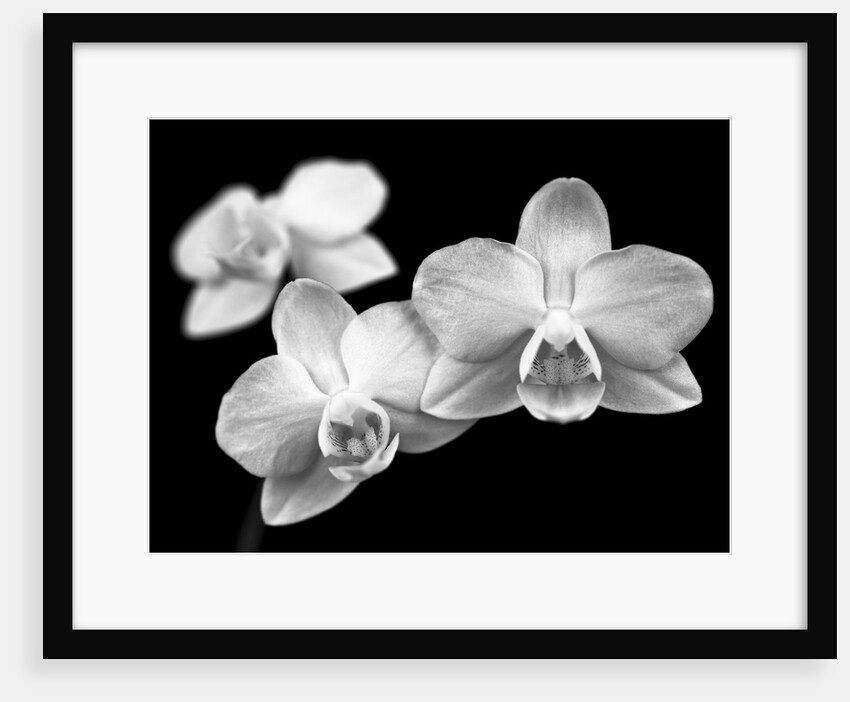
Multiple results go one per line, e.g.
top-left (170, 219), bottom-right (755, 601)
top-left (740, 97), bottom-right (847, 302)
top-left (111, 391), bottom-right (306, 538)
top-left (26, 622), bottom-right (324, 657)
top-left (150, 119), bottom-right (729, 553)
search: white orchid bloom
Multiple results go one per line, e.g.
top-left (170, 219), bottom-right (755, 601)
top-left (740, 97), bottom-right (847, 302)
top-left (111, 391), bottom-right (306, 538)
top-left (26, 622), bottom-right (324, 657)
top-left (412, 178), bottom-right (714, 424)
top-left (171, 159), bottom-right (398, 338)
top-left (216, 279), bottom-right (475, 525)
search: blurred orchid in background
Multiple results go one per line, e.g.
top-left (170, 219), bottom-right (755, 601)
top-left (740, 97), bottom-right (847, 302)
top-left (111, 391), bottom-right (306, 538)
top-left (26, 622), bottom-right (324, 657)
top-left (413, 178), bottom-right (714, 424)
top-left (216, 280), bottom-right (475, 525)
top-left (171, 159), bottom-right (397, 338)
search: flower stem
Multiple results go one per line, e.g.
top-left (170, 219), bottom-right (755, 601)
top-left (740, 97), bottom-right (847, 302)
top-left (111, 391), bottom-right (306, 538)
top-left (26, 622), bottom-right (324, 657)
top-left (236, 481), bottom-right (264, 552)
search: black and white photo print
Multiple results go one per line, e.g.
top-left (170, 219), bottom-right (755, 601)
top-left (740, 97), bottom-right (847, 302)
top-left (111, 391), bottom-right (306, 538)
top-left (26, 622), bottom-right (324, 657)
top-left (150, 119), bottom-right (729, 553)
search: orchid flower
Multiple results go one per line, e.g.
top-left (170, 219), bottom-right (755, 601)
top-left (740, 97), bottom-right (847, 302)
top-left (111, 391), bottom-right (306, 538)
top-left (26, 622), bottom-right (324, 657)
top-left (412, 178), bottom-right (714, 424)
top-left (216, 279), bottom-right (475, 525)
top-left (171, 159), bottom-right (397, 338)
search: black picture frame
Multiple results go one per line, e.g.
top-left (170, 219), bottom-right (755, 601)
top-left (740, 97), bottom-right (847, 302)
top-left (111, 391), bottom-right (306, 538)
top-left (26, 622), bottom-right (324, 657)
top-left (44, 12), bottom-right (837, 659)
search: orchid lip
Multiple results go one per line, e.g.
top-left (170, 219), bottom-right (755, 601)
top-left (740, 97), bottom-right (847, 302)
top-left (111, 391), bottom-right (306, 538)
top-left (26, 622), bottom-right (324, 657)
top-left (213, 245), bottom-right (284, 281)
top-left (528, 342), bottom-right (595, 385)
top-left (520, 307), bottom-right (602, 385)
top-left (317, 390), bottom-right (399, 484)
top-left (318, 391), bottom-right (391, 464)
top-left (211, 211), bottom-right (288, 281)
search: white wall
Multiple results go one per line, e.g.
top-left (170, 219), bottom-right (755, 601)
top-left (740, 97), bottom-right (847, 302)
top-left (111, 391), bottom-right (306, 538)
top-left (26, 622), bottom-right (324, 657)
top-left (3, 1), bottom-right (847, 701)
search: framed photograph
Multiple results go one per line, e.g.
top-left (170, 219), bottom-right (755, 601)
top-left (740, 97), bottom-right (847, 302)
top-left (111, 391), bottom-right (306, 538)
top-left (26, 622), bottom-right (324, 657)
top-left (45, 13), bottom-right (836, 658)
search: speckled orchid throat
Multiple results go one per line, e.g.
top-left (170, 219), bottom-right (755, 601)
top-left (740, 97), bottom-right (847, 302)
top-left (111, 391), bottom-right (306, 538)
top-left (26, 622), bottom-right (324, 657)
top-left (319, 391), bottom-right (390, 463)
top-left (315, 390), bottom-right (398, 484)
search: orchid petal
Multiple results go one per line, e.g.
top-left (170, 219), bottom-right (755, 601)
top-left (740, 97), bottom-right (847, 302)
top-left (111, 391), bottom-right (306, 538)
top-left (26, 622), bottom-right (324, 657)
top-left (598, 345), bottom-right (703, 414)
top-left (172, 185), bottom-right (260, 281)
top-left (261, 457), bottom-right (358, 526)
top-left (182, 277), bottom-right (280, 339)
top-left (420, 333), bottom-right (529, 420)
top-left (328, 433), bottom-right (400, 483)
top-left (412, 238), bottom-right (547, 362)
top-left (571, 245), bottom-right (714, 370)
top-left (216, 356), bottom-right (328, 478)
top-left (341, 301), bottom-right (440, 413)
top-left (290, 231), bottom-right (398, 294)
top-left (272, 280), bottom-right (355, 395)
top-left (270, 159), bottom-right (388, 243)
top-left (515, 178), bottom-right (611, 306)
top-left (383, 404), bottom-right (477, 452)
top-left (516, 381), bottom-right (606, 424)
